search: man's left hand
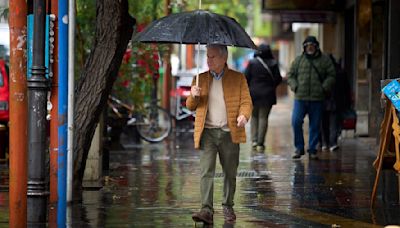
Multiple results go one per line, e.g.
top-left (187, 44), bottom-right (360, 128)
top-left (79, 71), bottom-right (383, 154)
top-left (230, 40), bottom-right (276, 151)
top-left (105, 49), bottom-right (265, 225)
top-left (237, 115), bottom-right (247, 127)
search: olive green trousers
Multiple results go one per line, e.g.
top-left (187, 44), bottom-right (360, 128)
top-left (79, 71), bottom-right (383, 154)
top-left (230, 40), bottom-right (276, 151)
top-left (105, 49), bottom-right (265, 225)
top-left (199, 128), bottom-right (240, 213)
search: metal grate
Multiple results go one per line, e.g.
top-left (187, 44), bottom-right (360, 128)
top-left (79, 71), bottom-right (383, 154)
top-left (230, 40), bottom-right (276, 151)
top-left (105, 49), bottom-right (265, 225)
top-left (214, 170), bottom-right (259, 178)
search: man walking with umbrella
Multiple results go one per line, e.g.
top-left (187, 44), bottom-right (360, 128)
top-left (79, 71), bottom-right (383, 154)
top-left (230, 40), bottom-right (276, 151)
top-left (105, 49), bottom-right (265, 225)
top-left (186, 44), bottom-right (252, 224)
top-left (135, 9), bottom-right (256, 224)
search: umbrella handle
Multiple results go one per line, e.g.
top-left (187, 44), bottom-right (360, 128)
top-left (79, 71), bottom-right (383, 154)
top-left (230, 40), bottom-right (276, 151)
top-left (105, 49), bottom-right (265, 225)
top-left (196, 42), bottom-right (200, 86)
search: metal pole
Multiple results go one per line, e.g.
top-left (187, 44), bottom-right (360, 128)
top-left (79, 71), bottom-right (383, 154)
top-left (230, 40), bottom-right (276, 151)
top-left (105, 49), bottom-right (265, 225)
top-left (9, 0), bottom-right (28, 227)
top-left (49, 1), bottom-right (60, 227)
top-left (196, 42), bottom-right (200, 86)
top-left (27, 0), bottom-right (49, 225)
top-left (58, 0), bottom-right (68, 225)
top-left (67, 0), bottom-right (76, 205)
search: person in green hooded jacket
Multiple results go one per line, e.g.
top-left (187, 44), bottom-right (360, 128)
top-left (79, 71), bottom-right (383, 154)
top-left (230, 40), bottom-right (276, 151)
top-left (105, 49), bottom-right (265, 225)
top-left (287, 36), bottom-right (336, 160)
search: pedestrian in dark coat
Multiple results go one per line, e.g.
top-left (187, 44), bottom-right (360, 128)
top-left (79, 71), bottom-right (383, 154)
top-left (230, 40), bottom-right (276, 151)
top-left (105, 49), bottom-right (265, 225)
top-left (245, 44), bottom-right (282, 152)
top-left (320, 54), bottom-right (352, 152)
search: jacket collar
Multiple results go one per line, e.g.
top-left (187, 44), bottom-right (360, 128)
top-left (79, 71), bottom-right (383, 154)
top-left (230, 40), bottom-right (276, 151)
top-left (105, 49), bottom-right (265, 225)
top-left (209, 64), bottom-right (229, 80)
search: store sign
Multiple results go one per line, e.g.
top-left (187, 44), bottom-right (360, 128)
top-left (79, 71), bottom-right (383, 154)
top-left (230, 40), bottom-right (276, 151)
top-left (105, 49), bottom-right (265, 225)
top-left (262, 0), bottom-right (343, 11)
top-left (261, 0), bottom-right (340, 23)
top-left (280, 10), bottom-right (337, 23)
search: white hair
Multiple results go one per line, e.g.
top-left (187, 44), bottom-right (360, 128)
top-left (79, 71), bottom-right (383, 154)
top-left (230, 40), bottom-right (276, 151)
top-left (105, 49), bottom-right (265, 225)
top-left (206, 44), bottom-right (228, 57)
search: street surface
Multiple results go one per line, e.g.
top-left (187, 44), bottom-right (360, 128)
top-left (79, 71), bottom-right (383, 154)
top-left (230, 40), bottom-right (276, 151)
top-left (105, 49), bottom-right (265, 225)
top-left (0, 93), bottom-right (399, 227)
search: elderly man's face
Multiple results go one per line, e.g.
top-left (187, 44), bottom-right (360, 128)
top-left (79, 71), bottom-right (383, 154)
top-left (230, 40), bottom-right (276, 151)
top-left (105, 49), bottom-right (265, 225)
top-left (305, 43), bottom-right (317, 55)
top-left (207, 47), bottom-right (227, 74)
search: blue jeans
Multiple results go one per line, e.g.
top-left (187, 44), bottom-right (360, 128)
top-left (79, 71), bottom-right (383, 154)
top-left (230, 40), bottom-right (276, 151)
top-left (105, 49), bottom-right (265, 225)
top-left (291, 100), bottom-right (323, 154)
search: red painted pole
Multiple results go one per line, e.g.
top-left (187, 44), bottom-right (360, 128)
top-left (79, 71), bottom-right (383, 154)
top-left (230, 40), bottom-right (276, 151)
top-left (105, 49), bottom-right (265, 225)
top-left (49, 0), bottom-right (59, 226)
top-left (162, 0), bottom-right (172, 111)
top-left (9, 0), bottom-right (28, 227)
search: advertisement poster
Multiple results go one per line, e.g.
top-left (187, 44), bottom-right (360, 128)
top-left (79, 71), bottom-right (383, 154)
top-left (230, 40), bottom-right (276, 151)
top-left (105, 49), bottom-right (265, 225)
top-left (382, 80), bottom-right (400, 111)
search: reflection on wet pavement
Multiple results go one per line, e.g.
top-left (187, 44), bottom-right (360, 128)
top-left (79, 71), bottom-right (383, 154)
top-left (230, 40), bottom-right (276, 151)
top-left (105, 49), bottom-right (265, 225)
top-left (0, 95), bottom-right (399, 227)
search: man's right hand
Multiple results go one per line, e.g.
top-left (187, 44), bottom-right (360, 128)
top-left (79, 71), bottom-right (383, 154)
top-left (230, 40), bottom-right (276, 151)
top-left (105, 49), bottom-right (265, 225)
top-left (191, 86), bottom-right (201, 98)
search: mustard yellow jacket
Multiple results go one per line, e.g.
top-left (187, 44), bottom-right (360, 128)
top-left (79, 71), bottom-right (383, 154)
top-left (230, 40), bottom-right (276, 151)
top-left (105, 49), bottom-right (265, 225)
top-left (186, 67), bottom-right (253, 149)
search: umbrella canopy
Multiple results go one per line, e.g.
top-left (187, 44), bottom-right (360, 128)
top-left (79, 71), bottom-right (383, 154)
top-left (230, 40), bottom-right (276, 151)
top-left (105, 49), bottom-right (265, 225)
top-left (134, 10), bottom-right (257, 50)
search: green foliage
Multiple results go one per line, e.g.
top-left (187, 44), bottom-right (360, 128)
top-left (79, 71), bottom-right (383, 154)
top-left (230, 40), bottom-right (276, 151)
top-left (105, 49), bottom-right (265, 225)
top-left (115, 42), bottom-right (169, 111)
top-left (75, 0), bottom-right (96, 74)
top-left (113, 0), bottom-right (169, 108)
top-left (115, 47), bottom-right (153, 111)
top-left (129, 0), bottom-right (165, 23)
top-left (75, 0), bottom-right (168, 107)
top-left (253, 0), bottom-right (271, 37)
top-left (75, 0), bottom-right (253, 106)
top-left (0, 7), bottom-right (8, 21)
top-left (184, 0), bottom-right (251, 28)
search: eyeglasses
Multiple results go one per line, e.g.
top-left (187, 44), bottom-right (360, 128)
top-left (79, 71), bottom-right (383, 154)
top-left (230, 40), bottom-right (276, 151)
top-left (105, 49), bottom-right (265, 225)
top-left (303, 42), bottom-right (316, 47)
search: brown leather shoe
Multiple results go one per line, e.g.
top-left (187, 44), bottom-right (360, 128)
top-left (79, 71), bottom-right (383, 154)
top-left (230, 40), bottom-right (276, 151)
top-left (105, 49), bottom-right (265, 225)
top-left (223, 206), bottom-right (236, 221)
top-left (192, 210), bottom-right (213, 224)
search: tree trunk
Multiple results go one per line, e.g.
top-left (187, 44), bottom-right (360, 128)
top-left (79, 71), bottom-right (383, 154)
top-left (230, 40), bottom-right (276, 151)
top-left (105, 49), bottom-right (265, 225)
top-left (73, 0), bottom-right (135, 190)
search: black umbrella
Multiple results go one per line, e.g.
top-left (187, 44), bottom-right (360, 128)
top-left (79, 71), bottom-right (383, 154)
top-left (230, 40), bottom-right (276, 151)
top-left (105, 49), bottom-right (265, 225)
top-left (134, 9), bottom-right (256, 85)
top-left (134, 10), bottom-right (256, 49)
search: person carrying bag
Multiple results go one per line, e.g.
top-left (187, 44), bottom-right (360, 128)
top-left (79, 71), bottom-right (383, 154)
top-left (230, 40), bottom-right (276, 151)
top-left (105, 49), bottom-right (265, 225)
top-left (245, 44), bottom-right (282, 152)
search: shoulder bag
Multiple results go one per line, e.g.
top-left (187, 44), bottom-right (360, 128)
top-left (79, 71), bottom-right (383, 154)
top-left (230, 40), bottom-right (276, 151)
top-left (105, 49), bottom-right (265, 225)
top-left (256, 57), bottom-right (275, 83)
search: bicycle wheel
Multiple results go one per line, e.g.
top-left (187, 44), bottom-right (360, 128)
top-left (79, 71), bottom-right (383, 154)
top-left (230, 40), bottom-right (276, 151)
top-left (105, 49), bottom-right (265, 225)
top-left (136, 105), bottom-right (172, 142)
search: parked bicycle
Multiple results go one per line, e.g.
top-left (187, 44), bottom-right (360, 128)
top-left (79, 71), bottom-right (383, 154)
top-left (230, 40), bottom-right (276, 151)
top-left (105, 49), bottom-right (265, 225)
top-left (107, 94), bottom-right (172, 143)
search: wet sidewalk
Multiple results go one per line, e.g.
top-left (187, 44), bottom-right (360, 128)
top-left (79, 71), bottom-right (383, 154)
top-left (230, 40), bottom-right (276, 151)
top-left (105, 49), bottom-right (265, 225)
top-left (1, 94), bottom-right (400, 227)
